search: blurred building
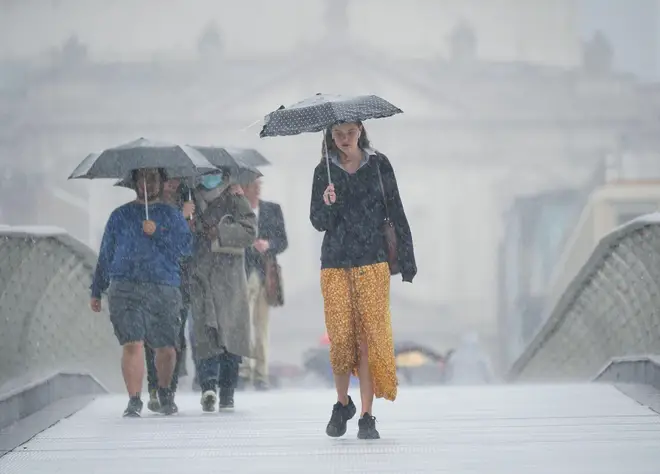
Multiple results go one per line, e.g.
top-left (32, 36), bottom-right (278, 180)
top-left (498, 132), bottom-right (660, 370)
top-left (1, 0), bottom-right (659, 365)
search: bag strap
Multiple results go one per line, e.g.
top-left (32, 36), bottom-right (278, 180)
top-left (375, 155), bottom-right (390, 220)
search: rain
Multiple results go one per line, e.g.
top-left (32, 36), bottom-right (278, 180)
top-left (2, 1), bottom-right (660, 472)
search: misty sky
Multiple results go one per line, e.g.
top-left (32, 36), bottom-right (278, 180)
top-left (2, 0), bottom-right (658, 80)
top-left (0, 0), bottom-right (324, 59)
top-left (1, 0), bottom-right (656, 78)
top-left (578, 0), bottom-right (659, 80)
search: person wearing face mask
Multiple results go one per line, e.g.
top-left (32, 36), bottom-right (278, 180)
top-left (310, 121), bottom-right (416, 440)
top-left (188, 171), bottom-right (257, 411)
top-left (90, 168), bottom-right (192, 418)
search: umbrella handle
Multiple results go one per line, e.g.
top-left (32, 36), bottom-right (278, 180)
top-left (144, 177), bottom-right (149, 220)
top-left (187, 183), bottom-right (194, 220)
top-left (323, 132), bottom-right (332, 185)
top-left (238, 117), bottom-right (262, 132)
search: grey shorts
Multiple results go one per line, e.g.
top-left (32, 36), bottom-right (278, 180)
top-left (107, 280), bottom-right (182, 349)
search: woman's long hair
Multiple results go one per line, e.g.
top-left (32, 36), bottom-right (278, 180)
top-left (321, 121), bottom-right (372, 163)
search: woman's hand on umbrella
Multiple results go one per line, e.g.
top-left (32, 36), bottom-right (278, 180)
top-left (323, 184), bottom-right (336, 205)
top-left (143, 220), bottom-right (157, 235)
top-left (182, 201), bottom-right (195, 219)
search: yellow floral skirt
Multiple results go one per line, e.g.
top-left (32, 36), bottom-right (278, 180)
top-left (320, 262), bottom-right (398, 401)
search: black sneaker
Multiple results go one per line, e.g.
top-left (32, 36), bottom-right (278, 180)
top-left (219, 387), bottom-right (234, 409)
top-left (123, 396), bottom-right (143, 418)
top-left (147, 389), bottom-right (160, 413)
top-left (158, 387), bottom-right (178, 415)
top-left (357, 413), bottom-right (380, 439)
top-left (325, 396), bottom-right (356, 437)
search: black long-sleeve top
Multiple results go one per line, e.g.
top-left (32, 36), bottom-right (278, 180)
top-left (309, 151), bottom-right (417, 282)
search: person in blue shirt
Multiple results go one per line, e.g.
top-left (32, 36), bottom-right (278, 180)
top-left (90, 167), bottom-right (192, 417)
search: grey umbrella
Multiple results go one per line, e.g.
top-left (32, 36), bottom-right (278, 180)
top-left (114, 159), bottom-right (262, 189)
top-left (68, 152), bottom-right (101, 178)
top-left (232, 162), bottom-right (264, 186)
top-left (259, 93), bottom-right (403, 138)
top-left (68, 138), bottom-right (218, 180)
top-left (190, 145), bottom-right (270, 169)
top-left (191, 146), bottom-right (266, 185)
top-left (225, 147), bottom-right (270, 167)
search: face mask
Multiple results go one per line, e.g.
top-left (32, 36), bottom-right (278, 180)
top-left (200, 174), bottom-right (223, 190)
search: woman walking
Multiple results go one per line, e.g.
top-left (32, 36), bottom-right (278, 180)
top-left (189, 172), bottom-right (257, 411)
top-left (309, 121), bottom-right (416, 439)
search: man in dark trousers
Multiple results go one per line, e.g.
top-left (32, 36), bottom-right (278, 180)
top-left (240, 177), bottom-right (288, 390)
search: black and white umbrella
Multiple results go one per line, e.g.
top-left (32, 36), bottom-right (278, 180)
top-left (259, 93), bottom-right (402, 138)
top-left (259, 93), bottom-right (402, 182)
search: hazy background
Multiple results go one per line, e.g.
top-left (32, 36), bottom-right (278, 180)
top-left (2, 0), bottom-right (659, 375)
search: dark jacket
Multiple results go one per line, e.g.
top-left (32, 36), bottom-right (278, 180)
top-left (309, 152), bottom-right (416, 282)
top-left (245, 200), bottom-right (288, 280)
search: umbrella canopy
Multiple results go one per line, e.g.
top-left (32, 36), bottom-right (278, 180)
top-left (114, 158), bottom-right (262, 189)
top-left (225, 147), bottom-right (270, 167)
top-left (259, 93), bottom-right (403, 138)
top-left (191, 145), bottom-right (265, 186)
top-left (68, 138), bottom-right (218, 180)
top-left (68, 152), bottom-right (100, 178)
top-left (191, 145), bottom-right (270, 169)
top-left (231, 162), bottom-right (263, 186)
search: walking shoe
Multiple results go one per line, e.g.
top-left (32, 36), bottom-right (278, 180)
top-left (123, 396), bottom-right (143, 418)
top-left (201, 390), bottom-right (217, 412)
top-left (158, 387), bottom-right (178, 415)
top-left (219, 387), bottom-right (235, 409)
top-left (147, 389), bottom-right (160, 413)
top-left (325, 396), bottom-right (356, 437)
top-left (254, 380), bottom-right (269, 392)
top-left (357, 413), bottom-right (380, 439)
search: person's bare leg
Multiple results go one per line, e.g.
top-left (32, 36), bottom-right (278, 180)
top-left (357, 339), bottom-right (374, 415)
top-left (122, 342), bottom-right (145, 396)
top-left (334, 373), bottom-right (351, 405)
top-left (154, 346), bottom-right (176, 388)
